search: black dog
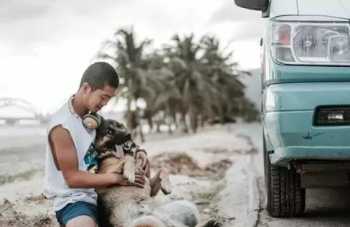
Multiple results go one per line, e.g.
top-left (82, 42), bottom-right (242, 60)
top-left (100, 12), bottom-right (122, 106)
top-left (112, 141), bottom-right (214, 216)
top-left (92, 118), bottom-right (201, 227)
top-left (92, 117), bottom-right (171, 195)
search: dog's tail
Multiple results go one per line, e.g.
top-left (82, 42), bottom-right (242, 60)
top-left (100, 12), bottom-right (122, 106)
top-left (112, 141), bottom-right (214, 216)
top-left (131, 215), bottom-right (166, 227)
top-left (131, 200), bottom-right (199, 227)
top-left (154, 200), bottom-right (200, 227)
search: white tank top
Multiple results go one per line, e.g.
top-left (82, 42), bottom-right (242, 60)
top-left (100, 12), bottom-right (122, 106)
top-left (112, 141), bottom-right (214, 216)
top-left (43, 96), bottom-right (97, 211)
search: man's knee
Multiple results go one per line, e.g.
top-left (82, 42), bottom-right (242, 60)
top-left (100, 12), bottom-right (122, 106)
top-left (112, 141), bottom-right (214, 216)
top-left (66, 215), bottom-right (97, 227)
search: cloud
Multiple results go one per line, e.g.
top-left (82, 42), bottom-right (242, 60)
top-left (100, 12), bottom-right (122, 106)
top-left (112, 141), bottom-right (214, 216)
top-left (0, 0), bottom-right (132, 55)
top-left (0, 0), bottom-right (263, 112)
top-left (207, 0), bottom-right (264, 41)
top-left (0, 0), bottom-right (128, 22)
top-left (0, 0), bottom-right (51, 22)
top-left (209, 0), bottom-right (262, 23)
top-left (1, 0), bottom-right (262, 55)
top-left (1, 0), bottom-right (224, 55)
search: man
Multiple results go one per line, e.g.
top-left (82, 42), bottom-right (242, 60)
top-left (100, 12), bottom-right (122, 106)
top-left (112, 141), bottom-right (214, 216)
top-left (43, 62), bottom-right (149, 227)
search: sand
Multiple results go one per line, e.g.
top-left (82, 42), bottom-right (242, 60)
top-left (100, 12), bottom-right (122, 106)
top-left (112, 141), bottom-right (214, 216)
top-left (0, 123), bottom-right (259, 227)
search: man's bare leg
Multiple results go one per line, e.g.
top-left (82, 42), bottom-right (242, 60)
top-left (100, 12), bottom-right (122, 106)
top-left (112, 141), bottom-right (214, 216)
top-left (66, 215), bottom-right (97, 227)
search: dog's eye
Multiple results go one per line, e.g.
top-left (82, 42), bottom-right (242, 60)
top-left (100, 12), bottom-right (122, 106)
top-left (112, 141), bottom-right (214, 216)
top-left (106, 128), bottom-right (114, 135)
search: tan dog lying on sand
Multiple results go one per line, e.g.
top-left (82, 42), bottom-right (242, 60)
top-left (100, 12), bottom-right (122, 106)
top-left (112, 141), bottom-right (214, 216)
top-left (92, 118), bottom-right (199, 227)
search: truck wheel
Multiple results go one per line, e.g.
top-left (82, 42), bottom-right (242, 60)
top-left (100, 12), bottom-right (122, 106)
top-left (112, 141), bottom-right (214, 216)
top-left (263, 136), bottom-right (305, 217)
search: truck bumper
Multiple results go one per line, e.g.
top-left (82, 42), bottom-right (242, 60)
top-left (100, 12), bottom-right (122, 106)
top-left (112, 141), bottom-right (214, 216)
top-left (264, 111), bottom-right (350, 166)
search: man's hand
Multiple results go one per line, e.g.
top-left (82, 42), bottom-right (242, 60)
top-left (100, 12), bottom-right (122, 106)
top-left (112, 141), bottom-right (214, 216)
top-left (135, 150), bottom-right (150, 178)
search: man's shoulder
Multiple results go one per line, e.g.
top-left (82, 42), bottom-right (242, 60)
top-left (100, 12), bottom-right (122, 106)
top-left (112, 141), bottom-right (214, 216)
top-left (48, 102), bottom-right (71, 129)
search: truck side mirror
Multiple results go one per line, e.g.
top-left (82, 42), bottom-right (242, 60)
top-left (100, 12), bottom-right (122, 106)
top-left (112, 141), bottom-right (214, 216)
top-left (234, 0), bottom-right (269, 11)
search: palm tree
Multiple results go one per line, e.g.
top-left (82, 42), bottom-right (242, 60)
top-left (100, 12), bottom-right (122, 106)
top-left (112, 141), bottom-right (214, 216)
top-left (200, 35), bottom-right (257, 123)
top-left (97, 28), bottom-right (154, 136)
top-left (165, 34), bottom-right (221, 133)
top-left (96, 28), bottom-right (258, 135)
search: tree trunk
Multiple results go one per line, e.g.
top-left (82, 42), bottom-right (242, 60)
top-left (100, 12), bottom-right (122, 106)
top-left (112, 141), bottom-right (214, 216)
top-left (167, 120), bottom-right (173, 135)
top-left (147, 116), bottom-right (153, 132)
top-left (180, 112), bottom-right (189, 133)
top-left (139, 124), bottom-right (145, 143)
top-left (189, 111), bottom-right (198, 133)
top-left (126, 95), bottom-right (133, 130)
top-left (156, 121), bottom-right (161, 133)
top-left (200, 115), bottom-right (206, 128)
top-left (144, 109), bottom-right (154, 132)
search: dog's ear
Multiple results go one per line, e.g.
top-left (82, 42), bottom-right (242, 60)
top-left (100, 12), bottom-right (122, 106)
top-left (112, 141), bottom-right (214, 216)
top-left (95, 117), bottom-right (106, 135)
top-left (113, 120), bottom-right (126, 129)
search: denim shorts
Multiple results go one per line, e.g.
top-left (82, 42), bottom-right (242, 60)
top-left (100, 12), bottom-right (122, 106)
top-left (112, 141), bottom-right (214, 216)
top-left (55, 201), bottom-right (98, 226)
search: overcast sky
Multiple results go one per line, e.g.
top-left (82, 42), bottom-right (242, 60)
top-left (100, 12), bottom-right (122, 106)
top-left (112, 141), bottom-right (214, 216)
top-left (0, 0), bottom-right (263, 113)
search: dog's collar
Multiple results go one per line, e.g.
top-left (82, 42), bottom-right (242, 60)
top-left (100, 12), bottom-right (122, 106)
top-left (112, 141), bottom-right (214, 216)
top-left (92, 143), bottom-right (117, 159)
top-left (91, 142), bottom-right (104, 154)
top-left (97, 150), bottom-right (120, 161)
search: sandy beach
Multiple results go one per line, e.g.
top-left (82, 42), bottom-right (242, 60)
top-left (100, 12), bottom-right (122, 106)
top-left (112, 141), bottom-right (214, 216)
top-left (0, 122), bottom-right (261, 227)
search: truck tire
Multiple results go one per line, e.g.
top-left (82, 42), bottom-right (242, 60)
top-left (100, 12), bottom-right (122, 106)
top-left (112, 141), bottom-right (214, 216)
top-left (263, 135), bottom-right (305, 217)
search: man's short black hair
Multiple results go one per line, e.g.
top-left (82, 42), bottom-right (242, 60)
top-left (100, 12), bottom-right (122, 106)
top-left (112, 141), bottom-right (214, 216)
top-left (80, 62), bottom-right (119, 89)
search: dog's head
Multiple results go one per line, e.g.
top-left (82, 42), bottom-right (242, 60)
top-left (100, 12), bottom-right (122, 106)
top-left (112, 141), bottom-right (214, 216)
top-left (94, 118), bottom-right (131, 152)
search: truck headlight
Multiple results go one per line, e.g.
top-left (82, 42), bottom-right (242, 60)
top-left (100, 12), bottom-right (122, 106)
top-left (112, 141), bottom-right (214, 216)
top-left (270, 16), bottom-right (350, 65)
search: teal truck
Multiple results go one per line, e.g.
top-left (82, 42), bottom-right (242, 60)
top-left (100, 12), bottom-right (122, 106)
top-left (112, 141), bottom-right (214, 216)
top-left (234, 0), bottom-right (350, 218)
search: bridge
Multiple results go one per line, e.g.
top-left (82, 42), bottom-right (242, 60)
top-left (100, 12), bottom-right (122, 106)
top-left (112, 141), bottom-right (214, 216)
top-left (0, 97), bottom-right (48, 125)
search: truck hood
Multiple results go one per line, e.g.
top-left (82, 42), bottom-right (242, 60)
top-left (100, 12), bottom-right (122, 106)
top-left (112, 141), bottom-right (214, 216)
top-left (270, 0), bottom-right (350, 19)
top-left (298, 0), bottom-right (350, 19)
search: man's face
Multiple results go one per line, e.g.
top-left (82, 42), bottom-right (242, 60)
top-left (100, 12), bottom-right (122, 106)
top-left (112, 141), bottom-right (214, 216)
top-left (84, 84), bottom-right (116, 112)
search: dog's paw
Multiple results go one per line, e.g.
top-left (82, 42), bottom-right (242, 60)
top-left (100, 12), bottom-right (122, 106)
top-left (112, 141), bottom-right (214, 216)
top-left (123, 155), bottom-right (136, 183)
top-left (160, 169), bottom-right (172, 195)
top-left (88, 165), bottom-right (98, 174)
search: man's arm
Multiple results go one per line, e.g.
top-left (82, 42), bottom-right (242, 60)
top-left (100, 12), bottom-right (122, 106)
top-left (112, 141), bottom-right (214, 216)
top-left (49, 126), bottom-right (145, 188)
